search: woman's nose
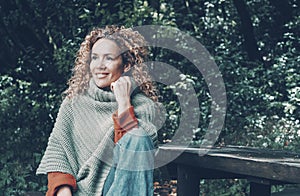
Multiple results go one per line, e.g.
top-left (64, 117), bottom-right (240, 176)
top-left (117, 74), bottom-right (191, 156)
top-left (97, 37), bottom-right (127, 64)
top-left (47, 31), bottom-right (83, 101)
top-left (96, 57), bottom-right (106, 69)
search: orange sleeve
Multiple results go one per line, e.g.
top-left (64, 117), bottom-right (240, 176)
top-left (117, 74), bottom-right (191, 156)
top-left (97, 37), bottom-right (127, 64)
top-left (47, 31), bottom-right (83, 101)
top-left (112, 106), bottom-right (138, 143)
top-left (46, 172), bottom-right (77, 196)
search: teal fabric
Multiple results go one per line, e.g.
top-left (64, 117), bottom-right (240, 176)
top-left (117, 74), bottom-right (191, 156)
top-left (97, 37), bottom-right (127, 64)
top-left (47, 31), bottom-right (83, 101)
top-left (36, 78), bottom-right (158, 195)
top-left (103, 128), bottom-right (154, 196)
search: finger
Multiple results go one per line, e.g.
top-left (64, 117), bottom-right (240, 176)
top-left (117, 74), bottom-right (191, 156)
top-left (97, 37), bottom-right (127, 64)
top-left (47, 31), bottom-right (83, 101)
top-left (123, 76), bottom-right (131, 90)
top-left (112, 78), bottom-right (123, 92)
top-left (115, 77), bottom-right (128, 87)
top-left (123, 76), bottom-right (131, 84)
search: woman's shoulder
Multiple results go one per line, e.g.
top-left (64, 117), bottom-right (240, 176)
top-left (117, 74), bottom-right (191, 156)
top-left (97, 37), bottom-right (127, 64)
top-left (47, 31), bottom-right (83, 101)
top-left (132, 93), bottom-right (163, 114)
top-left (56, 96), bottom-right (75, 116)
top-left (60, 96), bottom-right (73, 108)
top-left (132, 92), bottom-right (155, 106)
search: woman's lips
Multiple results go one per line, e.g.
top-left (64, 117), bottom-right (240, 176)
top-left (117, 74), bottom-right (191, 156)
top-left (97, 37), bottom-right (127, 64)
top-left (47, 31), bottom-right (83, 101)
top-left (95, 73), bottom-right (109, 79)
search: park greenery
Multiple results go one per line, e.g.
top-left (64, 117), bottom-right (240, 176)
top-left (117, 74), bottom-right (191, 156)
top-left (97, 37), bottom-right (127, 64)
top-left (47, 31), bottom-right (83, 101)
top-left (0, 0), bottom-right (299, 195)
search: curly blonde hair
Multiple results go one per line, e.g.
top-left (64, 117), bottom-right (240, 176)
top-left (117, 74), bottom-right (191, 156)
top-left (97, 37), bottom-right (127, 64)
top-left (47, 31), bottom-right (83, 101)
top-left (64, 25), bottom-right (158, 101)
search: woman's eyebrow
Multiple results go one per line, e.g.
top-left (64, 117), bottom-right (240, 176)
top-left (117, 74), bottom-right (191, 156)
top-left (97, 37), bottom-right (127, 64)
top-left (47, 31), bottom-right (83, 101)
top-left (91, 52), bottom-right (118, 56)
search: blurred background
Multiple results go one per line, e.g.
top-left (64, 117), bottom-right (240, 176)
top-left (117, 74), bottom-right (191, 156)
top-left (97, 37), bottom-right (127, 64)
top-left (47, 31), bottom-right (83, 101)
top-left (0, 0), bottom-right (299, 195)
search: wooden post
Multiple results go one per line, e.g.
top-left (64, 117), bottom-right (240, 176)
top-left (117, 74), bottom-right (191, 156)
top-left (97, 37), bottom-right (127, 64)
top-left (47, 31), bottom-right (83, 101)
top-left (177, 164), bottom-right (200, 196)
top-left (250, 182), bottom-right (271, 196)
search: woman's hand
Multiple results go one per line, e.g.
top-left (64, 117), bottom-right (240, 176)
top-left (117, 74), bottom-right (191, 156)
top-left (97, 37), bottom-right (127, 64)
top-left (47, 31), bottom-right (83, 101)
top-left (111, 76), bottom-right (132, 114)
top-left (56, 186), bottom-right (72, 196)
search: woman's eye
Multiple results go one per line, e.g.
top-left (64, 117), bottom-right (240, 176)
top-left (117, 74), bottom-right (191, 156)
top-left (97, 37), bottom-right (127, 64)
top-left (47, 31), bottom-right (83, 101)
top-left (91, 56), bottom-right (97, 60)
top-left (106, 56), bottom-right (113, 61)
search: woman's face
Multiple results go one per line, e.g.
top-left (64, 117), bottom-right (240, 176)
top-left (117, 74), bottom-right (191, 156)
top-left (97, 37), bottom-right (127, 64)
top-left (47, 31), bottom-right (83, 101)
top-left (90, 38), bottom-right (125, 89)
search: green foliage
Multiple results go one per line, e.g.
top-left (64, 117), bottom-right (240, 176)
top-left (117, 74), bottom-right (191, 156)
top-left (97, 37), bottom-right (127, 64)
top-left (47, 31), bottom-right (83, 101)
top-left (0, 75), bottom-right (56, 193)
top-left (0, 0), bottom-right (299, 195)
top-left (200, 179), bottom-right (249, 196)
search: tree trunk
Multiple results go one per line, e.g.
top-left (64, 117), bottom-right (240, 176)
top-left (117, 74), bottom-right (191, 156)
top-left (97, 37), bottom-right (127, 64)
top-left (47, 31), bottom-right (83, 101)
top-left (171, 0), bottom-right (194, 31)
top-left (233, 0), bottom-right (263, 63)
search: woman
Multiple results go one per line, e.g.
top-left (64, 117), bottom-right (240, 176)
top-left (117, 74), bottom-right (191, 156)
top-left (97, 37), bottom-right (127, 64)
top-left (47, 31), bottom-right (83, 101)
top-left (37, 25), bottom-right (159, 196)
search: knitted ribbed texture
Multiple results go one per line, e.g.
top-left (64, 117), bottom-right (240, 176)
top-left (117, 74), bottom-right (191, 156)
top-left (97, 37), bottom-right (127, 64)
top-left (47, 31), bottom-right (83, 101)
top-left (37, 79), bottom-right (158, 195)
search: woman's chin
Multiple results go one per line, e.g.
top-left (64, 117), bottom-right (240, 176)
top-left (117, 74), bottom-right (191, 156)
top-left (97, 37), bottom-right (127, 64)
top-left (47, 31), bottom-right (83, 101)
top-left (94, 81), bottom-right (110, 91)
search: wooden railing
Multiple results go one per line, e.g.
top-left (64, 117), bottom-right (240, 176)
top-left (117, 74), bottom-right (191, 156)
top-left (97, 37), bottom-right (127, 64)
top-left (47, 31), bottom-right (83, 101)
top-left (155, 145), bottom-right (300, 196)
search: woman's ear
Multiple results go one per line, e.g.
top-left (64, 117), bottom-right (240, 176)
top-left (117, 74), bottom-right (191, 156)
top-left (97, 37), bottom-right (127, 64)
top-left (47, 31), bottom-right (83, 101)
top-left (123, 64), bottom-right (132, 73)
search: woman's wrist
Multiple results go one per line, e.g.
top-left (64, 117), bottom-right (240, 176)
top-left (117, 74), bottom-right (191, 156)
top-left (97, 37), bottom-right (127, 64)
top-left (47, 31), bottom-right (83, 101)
top-left (117, 100), bottom-right (131, 115)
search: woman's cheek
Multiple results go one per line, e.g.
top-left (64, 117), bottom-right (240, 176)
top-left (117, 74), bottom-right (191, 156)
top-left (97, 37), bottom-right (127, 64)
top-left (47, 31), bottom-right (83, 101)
top-left (90, 61), bottom-right (95, 70)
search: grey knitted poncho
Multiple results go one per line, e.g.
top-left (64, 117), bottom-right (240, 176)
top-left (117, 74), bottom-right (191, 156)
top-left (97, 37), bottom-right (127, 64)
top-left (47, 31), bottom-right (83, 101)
top-left (37, 79), bottom-right (158, 195)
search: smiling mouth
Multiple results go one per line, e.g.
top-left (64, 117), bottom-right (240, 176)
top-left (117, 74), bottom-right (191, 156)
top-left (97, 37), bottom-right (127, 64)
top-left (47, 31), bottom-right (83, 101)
top-left (95, 73), bottom-right (109, 79)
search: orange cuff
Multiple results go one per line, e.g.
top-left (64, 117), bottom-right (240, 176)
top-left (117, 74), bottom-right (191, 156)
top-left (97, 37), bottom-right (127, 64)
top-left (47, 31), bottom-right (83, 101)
top-left (46, 172), bottom-right (77, 196)
top-left (112, 106), bottom-right (138, 143)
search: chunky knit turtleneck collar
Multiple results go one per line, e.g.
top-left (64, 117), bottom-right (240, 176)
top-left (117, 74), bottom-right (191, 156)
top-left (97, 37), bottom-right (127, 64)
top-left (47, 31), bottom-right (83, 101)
top-left (86, 77), bottom-right (139, 102)
top-left (87, 78), bottom-right (116, 102)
